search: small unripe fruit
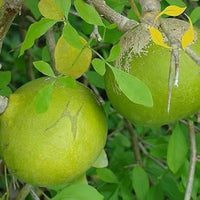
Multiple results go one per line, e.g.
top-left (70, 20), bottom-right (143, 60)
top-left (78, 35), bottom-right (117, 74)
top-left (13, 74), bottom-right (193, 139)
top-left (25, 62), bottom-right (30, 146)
top-left (0, 77), bottom-right (107, 186)
top-left (105, 19), bottom-right (200, 126)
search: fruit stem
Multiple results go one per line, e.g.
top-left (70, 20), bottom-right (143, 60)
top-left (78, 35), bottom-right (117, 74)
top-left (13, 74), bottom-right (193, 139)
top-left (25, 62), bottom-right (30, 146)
top-left (167, 49), bottom-right (175, 113)
top-left (174, 48), bottom-right (179, 87)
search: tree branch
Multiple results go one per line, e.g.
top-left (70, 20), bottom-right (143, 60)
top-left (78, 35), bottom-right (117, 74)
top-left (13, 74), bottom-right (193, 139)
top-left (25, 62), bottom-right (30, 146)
top-left (125, 119), bottom-right (142, 165)
top-left (0, 0), bottom-right (24, 53)
top-left (45, 27), bottom-right (58, 75)
top-left (92, 0), bottom-right (138, 32)
top-left (139, 0), bottom-right (161, 24)
top-left (184, 120), bottom-right (196, 200)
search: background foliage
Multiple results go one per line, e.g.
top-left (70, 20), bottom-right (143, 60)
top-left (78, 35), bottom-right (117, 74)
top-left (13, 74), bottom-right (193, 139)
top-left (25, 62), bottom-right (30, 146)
top-left (1, 0), bottom-right (200, 199)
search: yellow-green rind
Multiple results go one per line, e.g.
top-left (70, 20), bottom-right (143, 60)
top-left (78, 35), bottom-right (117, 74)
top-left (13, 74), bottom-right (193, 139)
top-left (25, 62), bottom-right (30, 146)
top-left (105, 24), bottom-right (200, 127)
top-left (0, 77), bottom-right (107, 186)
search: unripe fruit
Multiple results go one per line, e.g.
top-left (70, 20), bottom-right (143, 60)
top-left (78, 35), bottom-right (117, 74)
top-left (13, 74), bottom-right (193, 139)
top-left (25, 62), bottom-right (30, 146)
top-left (105, 19), bottom-right (200, 126)
top-left (0, 77), bottom-right (107, 186)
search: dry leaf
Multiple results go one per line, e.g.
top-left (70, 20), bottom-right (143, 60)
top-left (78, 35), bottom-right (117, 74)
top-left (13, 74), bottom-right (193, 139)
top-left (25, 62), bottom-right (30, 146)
top-left (148, 27), bottom-right (171, 49)
top-left (182, 15), bottom-right (195, 50)
top-left (155, 6), bottom-right (186, 21)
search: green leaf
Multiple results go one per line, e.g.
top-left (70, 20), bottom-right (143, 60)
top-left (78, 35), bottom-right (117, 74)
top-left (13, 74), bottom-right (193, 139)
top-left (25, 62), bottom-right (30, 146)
top-left (55, 0), bottom-right (71, 19)
top-left (106, 43), bottom-right (121, 62)
top-left (110, 66), bottom-right (153, 107)
top-left (25, 0), bottom-right (41, 19)
top-left (20, 18), bottom-right (57, 56)
top-left (52, 184), bottom-right (104, 200)
top-left (167, 123), bottom-right (188, 173)
top-left (92, 150), bottom-right (108, 168)
top-left (132, 165), bottom-right (149, 200)
top-left (165, 0), bottom-right (186, 7)
top-left (190, 7), bottom-right (200, 24)
top-left (34, 81), bottom-right (55, 114)
top-left (74, 0), bottom-right (104, 26)
top-left (86, 71), bottom-right (105, 89)
top-left (63, 22), bottom-right (83, 49)
top-left (96, 168), bottom-right (118, 183)
top-left (92, 58), bottom-right (106, 76)
top-left (0, 71), bottom-right (11, 89)
top-left (57, 76), bottom-right (77, 88)
top-left (33, 61), bottom-right (55, 77)
top-left (160, 173), bottom-right (184, 200)
top-left (0, 86), bottom-right (12, 96)
top-left (147, 185), bottom-right (164, 200)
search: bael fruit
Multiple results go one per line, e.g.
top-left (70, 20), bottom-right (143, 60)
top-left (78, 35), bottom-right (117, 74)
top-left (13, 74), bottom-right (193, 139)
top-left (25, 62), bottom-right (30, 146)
top-left (0, 77), bottom-right (107, 186)
top-left (104, 18), bottom-right (200, 126)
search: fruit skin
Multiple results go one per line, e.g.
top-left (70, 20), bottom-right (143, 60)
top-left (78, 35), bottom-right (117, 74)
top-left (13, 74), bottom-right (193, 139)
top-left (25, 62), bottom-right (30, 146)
top-left (104, 19), bottom-right (200, 126)
top-left (0, 77), bottom-right (107, 186)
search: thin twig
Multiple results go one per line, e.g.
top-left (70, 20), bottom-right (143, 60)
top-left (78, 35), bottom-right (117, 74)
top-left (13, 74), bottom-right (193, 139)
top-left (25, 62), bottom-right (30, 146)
top-left (184, 120), bottom-right (196, 200)
top-left (16, 184), bottom-right (32, 200)
top-left (185, 47), bottom-right (200, 66)
top-left (128, 0), bottom-right (141, 20)
top-left (90, 25), bottom-right (102, 41)
top-left (125, 119), bottom-right (142, 165)
top-left (92, 0), bottom-right (138, 32)
top-left (138, 142), bottom-right (168, 169)
top-left (30, 189), bottom-right (40, 200)
top-left (45, 27), bottom-right (58, 75)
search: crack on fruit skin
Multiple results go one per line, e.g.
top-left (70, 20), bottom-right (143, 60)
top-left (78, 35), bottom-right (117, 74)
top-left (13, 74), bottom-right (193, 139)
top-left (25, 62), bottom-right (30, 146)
top-left (45, 101), bottom-right (84, 139)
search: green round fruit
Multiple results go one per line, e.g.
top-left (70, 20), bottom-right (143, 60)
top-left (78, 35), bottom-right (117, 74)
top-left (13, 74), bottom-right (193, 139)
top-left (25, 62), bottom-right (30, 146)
top-left (0, 77), bottom-right (107, 186)
top-left (105, 19), bottom-right (200, 126)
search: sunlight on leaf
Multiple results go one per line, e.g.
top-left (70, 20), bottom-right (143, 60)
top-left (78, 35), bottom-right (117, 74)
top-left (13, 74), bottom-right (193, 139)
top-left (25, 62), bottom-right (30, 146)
top-left (148, 27), bottom-right (171, 49)
top-left (33, 61), bottom-right (55, 77)
top-left (106, 43), bottom-right (121, 62)
top-left (34, 81), bottom-right (55, 114)
top-left (63, 22), bottom-right (83, 49)
top-left (52, 184), bottom-right (104, 200)
top-left (182, 15), bottom-right (195, 50)
top-left (74, 0), bottom-right (104, 26)
top-left (110, 66), bottom-right (153, 107)
top-left (38, 0), bottom-right (64, 20)
top-left (92, 150), bottom-right (108, 168)
top-left (92, 59), bottom-right (106, 76)
top-left (55, 0), bottom-right (71, 19)
top-left (19, 18), bottom-right (57, 56)
top-left (167, 123), bottom-right (188, 173)
top-left (132, 165), bottom-right (149, 200)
